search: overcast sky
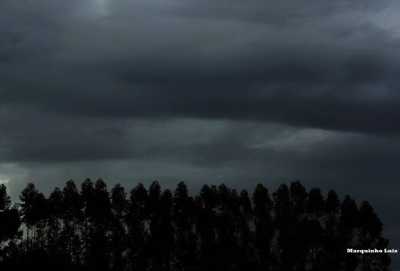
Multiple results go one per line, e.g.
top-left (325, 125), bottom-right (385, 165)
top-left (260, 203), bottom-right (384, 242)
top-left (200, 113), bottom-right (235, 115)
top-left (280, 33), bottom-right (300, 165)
top-left (1, 0), bottom-right (400, 267)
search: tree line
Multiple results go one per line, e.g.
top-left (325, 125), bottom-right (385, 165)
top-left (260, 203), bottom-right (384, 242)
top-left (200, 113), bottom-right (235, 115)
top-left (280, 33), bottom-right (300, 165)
top-left (0, 179), bottom-right (391, 270)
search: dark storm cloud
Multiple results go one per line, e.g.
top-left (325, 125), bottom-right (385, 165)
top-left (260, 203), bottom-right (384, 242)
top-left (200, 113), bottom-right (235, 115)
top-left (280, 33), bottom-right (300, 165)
top-left (1, 0), bottom-right (399, 167)
top-left (1, 0), bottom-right (400, 136)
top-left (0, 110), bottom-right (131, 163)
top-left (1, 46), bottom-right (400, 136)
top-left (164, 0), bottom-right (389, 28)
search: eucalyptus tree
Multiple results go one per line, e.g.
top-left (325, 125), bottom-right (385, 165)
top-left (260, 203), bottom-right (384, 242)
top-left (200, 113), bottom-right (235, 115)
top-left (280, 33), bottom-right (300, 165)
top-left (172, 182), bottom-right (197, 271)
top-left (273, 183), bottom-right (295, 271)
top-left (146, 181), bottom-right (162, 270)
top-left (0, 184), bottom-right (21, 262)
top-left (126, 183), bottom-right (149, 271)
top-left (287, 181), bottom-right (310, 271)
top-left (357, 201), bottom-right (390, 271)
top-left (62, 180), bottom-right (83, 266)
top-left (339, 195), bottom-right (359, 271)
top-left (19, 183), bottom-right (44, 252)
top-left (110, 183), bottom-right (128, 271)
top-left (252, 184), bottom-right (274, 270)
top-left (159, 189), bottom-right (174, 271)
top-left (46, 187), bottom-right (65, 261)
top-left (89, 179), bottom-right (113, 271)
top-left (321, 189), bottom-right (341, 271)
top-left (305, 187), bottom-right (325, 270)
top-left (0, 184), bottom-right (18, 244)
top-left (236, 189), bottom-right (253, 270)
top-left (196, 184), bottom-right (219, 271)
top-left (214, 184), bottom-right (239, 270)
top-left (145, 181), bottom-right (175, 271)
top-left (80, 178), bottom-right (95, 266)
top-left (31, 192), bottom-right (48, 251)
top-left (0, 184), bottom-right (11, 212)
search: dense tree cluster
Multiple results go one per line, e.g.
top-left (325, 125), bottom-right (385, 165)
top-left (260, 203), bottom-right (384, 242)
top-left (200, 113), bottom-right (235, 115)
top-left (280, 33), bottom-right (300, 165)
top-left (0, 179), bottom-right (391, 270)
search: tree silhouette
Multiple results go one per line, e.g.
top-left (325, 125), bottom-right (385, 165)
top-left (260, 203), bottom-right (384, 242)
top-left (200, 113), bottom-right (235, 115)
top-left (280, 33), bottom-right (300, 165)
top-left (172, 182), bottom-right (197, 271)
top-left (340, 195), bottom-right (359, 271)
top-left (19, 183), bottom-right (42, 253)
top-left (89, 179), bottom-right (112, 271)
top-left (273, 183), bottom-right (296, 271)
top-left (47, 187), bottom-right (65, 261)
top-left (80, 178), bottom-right (95, 268)
top-left (196, 184), bottom-right (218, 271)
top-left (322, 189), bottom-right (342, 271)
top-left (0, 179), bottom-right (393, 271)
top-left (126, 183), bottom-right (148, 271)
top-left (236, 189), bottom-right (253, 270)
top-left (110, 183), bottom-right (127, 271)
top-left (252, 183), bottom-right (274, 270)
top-left (214, 184), bottom-right (239, 270)
top-left (0, 184), bottom-right (21, 263)
top-left (357, 201), bottom-right (390, 271)
top-left (62, 180), bottom-right (83, 267)
top-left (159, 189), bottom-right (174, 271)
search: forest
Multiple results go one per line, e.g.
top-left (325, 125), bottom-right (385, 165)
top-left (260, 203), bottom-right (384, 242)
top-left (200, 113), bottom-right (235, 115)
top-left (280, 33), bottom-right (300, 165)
top-left (0, 179), bottom-right (391, 271)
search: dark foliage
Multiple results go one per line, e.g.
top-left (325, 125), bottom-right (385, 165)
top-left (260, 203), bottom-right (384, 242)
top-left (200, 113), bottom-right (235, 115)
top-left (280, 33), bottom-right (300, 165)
top-left (0, 180), bottom-right (391, 270)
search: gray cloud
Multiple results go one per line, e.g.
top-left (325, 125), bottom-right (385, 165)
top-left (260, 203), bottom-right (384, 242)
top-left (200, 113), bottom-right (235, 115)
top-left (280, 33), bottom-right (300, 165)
top-left (2, 0), bottom-right (400, 135)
